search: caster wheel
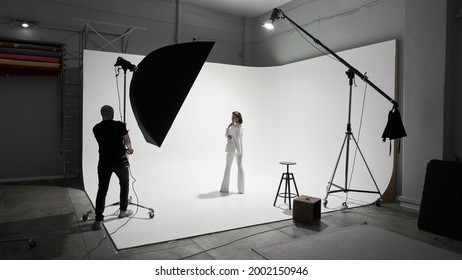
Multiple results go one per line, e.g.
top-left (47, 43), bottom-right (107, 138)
top-left (28, 239), bottom-right (36, 248)
top-left (149, 210), bottom-right (155, 219)
top-left (323, 200), bottom-right (328, 207)
top-left (82, 213), bottom-right (89, 221)
top-left (341, 202), bottom-right (348, 210)
top-left (375, 199), bottom-right (382, 207)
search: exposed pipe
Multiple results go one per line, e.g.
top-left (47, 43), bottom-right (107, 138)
top-left (176, 0), bottom-right (182, 44)
top-left (241, 17), bottom-right (247, 65)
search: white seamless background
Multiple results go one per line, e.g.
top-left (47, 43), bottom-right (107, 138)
top-left (83, 40), bottom-right (396, 249)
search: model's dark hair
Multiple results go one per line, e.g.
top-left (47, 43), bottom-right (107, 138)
top-left (233, 111), bottom-right (243, 124)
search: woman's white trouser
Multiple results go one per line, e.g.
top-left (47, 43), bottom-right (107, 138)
top-left (220, 152), bottom-right (245, 193)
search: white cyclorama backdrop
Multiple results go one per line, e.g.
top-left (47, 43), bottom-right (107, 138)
top-left (83, 40), bottom-right (396, 249)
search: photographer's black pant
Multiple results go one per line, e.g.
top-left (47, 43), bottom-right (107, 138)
top-left (95, 161), bottom-right (129, 221)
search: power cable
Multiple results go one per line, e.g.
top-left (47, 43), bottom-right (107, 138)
top-left (288, 20), bottom-right (339, 63)
top-left (178, 224), bottom-right (294, 260)
top-left (114, 66), bottom-right (124, 121)
top-left (81, 167), bottom-right (138, 259)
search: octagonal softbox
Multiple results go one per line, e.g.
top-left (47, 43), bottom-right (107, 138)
top-left (130, 41), bottom-right (214, 147)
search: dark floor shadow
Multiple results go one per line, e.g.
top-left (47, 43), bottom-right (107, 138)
top-left (293, 220), bottom-right (330, 233)
top-left (197, 190), bottom-right (232, 199)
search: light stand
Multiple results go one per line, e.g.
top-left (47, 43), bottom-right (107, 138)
top-left (325, 69), bottom-right (382, 208)
top-left (268, 8), bottom-right (402, 208)
top-left (111, 57), bottom-right (154, 218)
top-left (82, 57), bottom-right (154, 222)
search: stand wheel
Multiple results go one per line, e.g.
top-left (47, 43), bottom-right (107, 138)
top-left (341, 202), bottom-right (348, 210)
top-left (323, 199), bottom-right (328, 207)
top-left (148, 209), bottom-right (155, 219)
top-left (27, 238), bottom-right (36, 248)
top-left (82, 213), bottom-right (89, 221)
top-left (375, 198), bottom-right (382, 207)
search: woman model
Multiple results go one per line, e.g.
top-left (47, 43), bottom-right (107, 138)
top-left (220, 111), bottom-right (245, 194)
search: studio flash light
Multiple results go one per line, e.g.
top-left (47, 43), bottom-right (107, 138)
top-left (261, 8), bottom-right (284, 30)
top-left (114, 57), bottom-right (137, 72)
top-left (261, 21), bottom-right (275, 30)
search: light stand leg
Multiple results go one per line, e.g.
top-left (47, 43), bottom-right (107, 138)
top-left (325, 134), bottom-right (348, 195)
top-left (351, 135), bottom-right (382, 199)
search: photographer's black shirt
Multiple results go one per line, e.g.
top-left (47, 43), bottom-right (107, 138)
top-left (93, 120), bottom-right (128, 163)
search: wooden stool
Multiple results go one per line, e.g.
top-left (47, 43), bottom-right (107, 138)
top-left (273, 161), bottom-right (299, 209)
top-left (293, 195), bottom-right (321, 224)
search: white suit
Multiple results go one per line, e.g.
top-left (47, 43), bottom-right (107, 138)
top-left (220, 123), bottom-right (245, 193)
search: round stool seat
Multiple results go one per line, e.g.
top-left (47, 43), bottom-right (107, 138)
top-left (274, 161), bottom-right (299, 209)
top-left (280, 161), bottom-right (296, 166)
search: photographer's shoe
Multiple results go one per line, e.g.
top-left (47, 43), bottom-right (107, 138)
top-left (118, 209), bottom-right (133, 218)
top-left (92, 220), bottom-right (102, 230)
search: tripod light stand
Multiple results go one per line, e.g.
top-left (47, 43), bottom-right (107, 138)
top-left (267, 8), bottom-right (405, 209)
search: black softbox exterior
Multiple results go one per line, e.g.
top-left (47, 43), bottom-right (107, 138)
top-left (130, 41), bottom-right (215, 147)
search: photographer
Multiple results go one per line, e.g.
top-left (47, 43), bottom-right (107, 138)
top-left (92, 105), bottom-right (134, 230)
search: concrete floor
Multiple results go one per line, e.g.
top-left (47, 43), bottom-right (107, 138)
top-left (1, 178), bottom-right (462, 260)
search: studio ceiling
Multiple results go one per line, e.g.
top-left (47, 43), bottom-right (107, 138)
top-left (183, 0), bottom-right (293, 17)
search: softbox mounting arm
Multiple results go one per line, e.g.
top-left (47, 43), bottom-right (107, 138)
top-left (273, 8), bottom-right (399, 108)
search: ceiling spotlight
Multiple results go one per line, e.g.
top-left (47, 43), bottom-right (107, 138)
top-left (10, 18), bottom-right (35, 28)
top-left (261, 21), bottom-right (275, 30)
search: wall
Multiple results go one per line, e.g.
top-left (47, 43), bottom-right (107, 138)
top-left (443, 0), bottom-right (456, 162)
top-left (0, 0), bottom-right (246, 65)
top-left (400, 0), bottom-right (448, 208)
top-left (181, 2), bottom-right (246, 65)
top-left (250, 0), bottom-right (404, 66)
top-left (0, 76), bottom-right (63, 180)
top-left (447, 0), bottom-right (462, 160)
top-left (455, 2), bottom-right (462, 157)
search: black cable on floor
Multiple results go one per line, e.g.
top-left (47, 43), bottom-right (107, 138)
top-left (178, 224), bottom-right (294, 260)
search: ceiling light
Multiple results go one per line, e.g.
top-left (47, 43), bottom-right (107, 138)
top-left (10, 18), bottom-right (35, 28)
